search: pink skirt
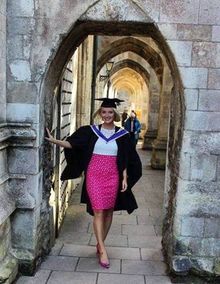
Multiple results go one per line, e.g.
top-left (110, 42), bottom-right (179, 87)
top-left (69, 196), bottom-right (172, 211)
top-left (86, 154), bottom-right (119, 210)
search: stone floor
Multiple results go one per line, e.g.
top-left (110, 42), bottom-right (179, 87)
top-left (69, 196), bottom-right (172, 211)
top-left (16, 147), bottom-right (174, 284)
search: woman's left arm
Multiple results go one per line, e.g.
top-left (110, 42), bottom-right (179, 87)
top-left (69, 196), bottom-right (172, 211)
top-left (121, 168), bottom-right (128, 192)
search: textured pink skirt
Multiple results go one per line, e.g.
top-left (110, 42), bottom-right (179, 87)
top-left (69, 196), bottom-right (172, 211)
top-left (86, 154), bottom-right (119, 210)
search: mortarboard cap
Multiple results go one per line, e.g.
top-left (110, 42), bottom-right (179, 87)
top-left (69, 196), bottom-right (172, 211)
top-left (95, 98), bottom-right (124, 108)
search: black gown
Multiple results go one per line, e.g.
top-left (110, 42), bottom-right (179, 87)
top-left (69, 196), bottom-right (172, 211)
top-left (61, 125), bottom-right (142, 215)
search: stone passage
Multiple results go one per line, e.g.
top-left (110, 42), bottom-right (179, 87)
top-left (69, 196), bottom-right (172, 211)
top-left (16, 149), bottom-right (171, 284)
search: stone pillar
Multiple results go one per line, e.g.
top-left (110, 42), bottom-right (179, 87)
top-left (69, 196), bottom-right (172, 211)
top-left (142, 71), bottom-right (160, 149)
top-left (151, 65), bottom-right (173, 169)
top-left (0, 0), bottom-right (6, 122)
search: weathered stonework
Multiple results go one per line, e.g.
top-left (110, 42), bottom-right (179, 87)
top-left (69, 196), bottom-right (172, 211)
top-left (1, 0), bottom-right (220, 282)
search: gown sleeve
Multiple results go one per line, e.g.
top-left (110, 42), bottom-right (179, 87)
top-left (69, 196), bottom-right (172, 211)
top-left (125, 134), bottom-right (142, 188)
top-left (61, 125), bottom-right (91, 180)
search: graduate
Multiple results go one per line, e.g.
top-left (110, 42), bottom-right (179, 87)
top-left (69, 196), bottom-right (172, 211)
top-left (45, 98), bottom-right (142, 269)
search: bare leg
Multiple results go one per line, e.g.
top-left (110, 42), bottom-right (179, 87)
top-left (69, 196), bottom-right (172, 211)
top-left (93, 210), bottom-right (109, 264)
top-left (103, 208), bottom-right (114, 241)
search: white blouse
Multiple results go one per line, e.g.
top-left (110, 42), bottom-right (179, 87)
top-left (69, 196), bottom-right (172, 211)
top-left (93, 127), bottom-right (118, 156)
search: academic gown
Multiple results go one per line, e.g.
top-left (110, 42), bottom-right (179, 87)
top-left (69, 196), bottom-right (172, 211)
top-left (61, 125), bottom-right (142, 216)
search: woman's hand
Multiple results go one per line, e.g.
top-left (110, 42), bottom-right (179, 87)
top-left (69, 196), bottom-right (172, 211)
top-left (45, 128), bottom-right (55, 143)
top-left (45, 128), bottom-right (72, 148)
top-left (121, 178), bottom-right (128, 192)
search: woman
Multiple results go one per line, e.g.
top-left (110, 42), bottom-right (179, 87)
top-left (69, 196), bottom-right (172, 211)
top-left (45, 98), bottom-right (142, 268)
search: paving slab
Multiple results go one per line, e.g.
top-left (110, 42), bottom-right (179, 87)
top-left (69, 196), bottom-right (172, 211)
top-left (111, 214), bottom-right (137, 225)
top-left (97, 273), bottom-right (145, 284)
top-left (47, 271), bottom-right (97, 284)
top-left (90, 233), bottom-right (128, 247)
top-left (128, 235), bottom-right (162, 248)
top-left (122, 259), bottom-right (167, 275)
top-left (122, 224), bottom-right (156, 236)
top-left (88, 222), bottom-right (122, 234)
top-left (40, 256), bottom-right (78, 271)
top-left (58, 231), bottom-right (92, 244)
top-left (145, 276), bottom-right (172, 283)
top-left (49, 241), bottom-right (63, 256)
top-left (141, 248), bottom-right (164, 261)
top-left (16, 270), bottom-right (51, 284)
top-left (76, 257), bottom-right (120, 273)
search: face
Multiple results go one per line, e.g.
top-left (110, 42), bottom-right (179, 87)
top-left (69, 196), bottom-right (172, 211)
top-left (100, 107), bottom-right (115, 124)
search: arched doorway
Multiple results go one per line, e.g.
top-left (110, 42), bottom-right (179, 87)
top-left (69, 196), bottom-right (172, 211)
top-left (40, 18), bottom-right (184, 277)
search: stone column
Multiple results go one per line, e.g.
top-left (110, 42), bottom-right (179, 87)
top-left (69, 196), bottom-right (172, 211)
top-left (151, 65), bottom-right (173, 169)
top-left (142, 71), bottom-right (160, 149)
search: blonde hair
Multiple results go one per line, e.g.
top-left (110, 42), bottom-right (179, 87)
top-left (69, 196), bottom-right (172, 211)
top-left (93, 107), bottom-right (121, 122)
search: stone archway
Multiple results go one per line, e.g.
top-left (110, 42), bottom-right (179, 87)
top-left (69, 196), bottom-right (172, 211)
top-left (5, 0), bottom-right (220, 279)
top-left (41, 22), bottom-right (184, 278)
top-left (96, 37), bottom-right (163, 84)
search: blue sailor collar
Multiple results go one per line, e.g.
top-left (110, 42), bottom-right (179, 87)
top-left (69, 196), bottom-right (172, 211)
top-left (90, 125), bottom-right (128, 143)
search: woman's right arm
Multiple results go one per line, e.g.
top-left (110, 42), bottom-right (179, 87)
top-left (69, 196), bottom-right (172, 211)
top-left (45, 128), bottom-right (72, 149)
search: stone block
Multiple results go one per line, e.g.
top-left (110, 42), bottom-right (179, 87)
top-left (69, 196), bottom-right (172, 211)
top-left (0, 219), bottom-right (10, 261)
top-left (0, 149), bottom-right (7, 177)
top-left (158, 24), bottom-right (177, 40)
top-left (0, 181), bottom-right (15, 224)
top-left (217, 158), bottom-right (220, 181)
top-left (122, 259), bottom-right (166, 275)
top-left (182, 131), bottom-right (220, 155)
top-left (168, 40), bottom-right (192, 66)
top-left (208, 69), bottom-right (220, 89)
top-left (212, 26), bottom-right (220, 42)
top-left (176, 179), bottom-right (220, 217)
top-left (204, 218), bottom-right (220, 238)
top-left (0, 104), bottom-right (6, 122)
top-left (190, 154), bottom-right (217, 182)
top-left (199, 90), bottom-right (220, 111)
top-left (0, 32), bottom-right (6, 59)
top-left (7, 103), bottom-right (39, 123)
top-left (199, 0), bottom-right (220, 25)
top-left (11, 208), bottom-right (39, 250)
top-left (77, 257), bottom-right (120, 273)
top-left (98, 273), bottom-right (145, 284)
top-left (160, 0), bottom-right (200, 24)
top-left (23, 35), bottom-right (32, 60)
top-left (0, 0), bottom-right (6, 15)
top-left (181, 217), bottom-right (204, 237)
top-left (7, 36), bottom-right (23, 60)
top-left (184, 89), bottom-right (198, 110)
top-left (7, 17), bottom-right (35, 35)
top-left (47, 271), bottom-right (97, 284)
top-left (179, 67), bottom-right (208, 89)
top-left (0, 255), bottom-right (18, 284)
top-left (177, 24), bottom-right (212, 41)
top-left (9, 60), bottom-right (31, 81)
top-left (179, 152), bottom-right (191, 180)
top-left (7, 0), bottom-right (34, 17)
top-left (172, 256), bottom-right (191, 273)
top-left (8, 148), bottom-right (39, 175)
top-left (192, 42), bottom-right (220, 68)
top-left (40, 255), bottom-right (78, 271)
top-left (190, 257), bottom-right (214, 274)
top-left (9, 172), bottom-right (43, 209)
top-left (185, 110), bottom-right (220, 131)
top-left (7, 81), bottom-right (39, 104)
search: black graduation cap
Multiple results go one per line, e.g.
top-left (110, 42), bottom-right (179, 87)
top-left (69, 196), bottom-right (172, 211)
top-left (95, 98), bottom-right (124, 108)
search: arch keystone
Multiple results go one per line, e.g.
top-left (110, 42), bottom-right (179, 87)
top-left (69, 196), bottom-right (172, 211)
top-left (80, 0), bottom-right (153, 23)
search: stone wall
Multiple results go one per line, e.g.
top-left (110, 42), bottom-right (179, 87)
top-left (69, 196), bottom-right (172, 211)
top-left (4, 0), bottom-right (220, 280)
